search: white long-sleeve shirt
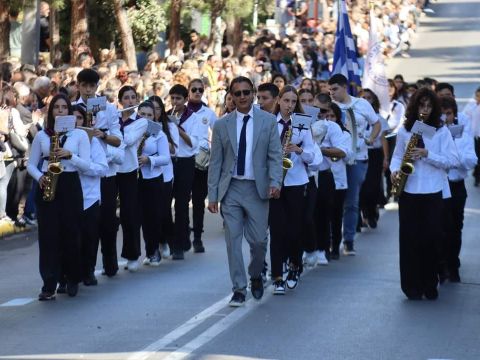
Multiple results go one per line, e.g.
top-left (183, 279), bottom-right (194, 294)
top-left (139, 131), bottom-right (170, 179)
top-left (390, 125), bottom-right (459, 194)
top-left (311, 119), bottom-right (347, 171)
top-left (27, 129), bottom-right (91, 182)
top-left (176, 112), bottom-right (203, 158)
top-left (118, 116), bottom-right (148, 173)
top-left (331, 130), bottom-right (352, 190)
top-left (194, 105), bottom-right (217, 150)
top-left (79, 137), bottom-right (108, 210)
top-left (162, 121), bottom-right (179, 183)
top-left (447, 124), bottom-right (478, 181)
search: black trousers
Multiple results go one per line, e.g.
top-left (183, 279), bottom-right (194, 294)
top-left (316, 170), bottom-right (335, 252)
top-left (6, 166), bottom-right (32, 220)
top-left (99, 176), bottom-right (119, 274)
top-left (80, 201), bottom-right (100, 278)
top-left (442, 180), bottom-right (467, 271)
top-left (302, 176), bottom-right (318, 253)
top-left (160, 179), bottom-right (174, 247)
top-left (398, 191), bottom-right (442, 298)
top-left (139, 174), bottom-right (163, 257)
top-left (331, 189), bottom-right (347, 252)
top-left (474, 137), bottom-right (480, 183)
top-left (117, 170), bottom-right (141, 260)
top-left (269, 185), bottom-right (306, 278)
top-left (360, 148), bottom-right (384, 221)
top-left (173, 157), bottom-right (195, 252)
top-left (36, 172), bottom-right (83, 292)
top-left (384, 136), bottom-right (396, 199)
top-left (191, 167), bottom-right (208, 241)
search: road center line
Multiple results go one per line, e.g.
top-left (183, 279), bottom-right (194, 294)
top-left (0, 298), bottom-right (35, 307)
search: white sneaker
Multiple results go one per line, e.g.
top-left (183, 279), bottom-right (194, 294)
top-left (127, 260), bottom-right (139, 272)
top-left (316, 250), bottom-right (329, 266)
top-left (142, 257), bottom-right (151, 266)
top-left (160, 243), bottom-right (170, 258)
top-left (304, 252), bottom-right (318, 267)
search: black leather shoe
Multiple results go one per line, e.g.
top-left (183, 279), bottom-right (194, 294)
top-left (67, 282), bottom-right (79, 297)
top-left (449, 268), bottom-right (461, 283)
top-left (251, 277), bottom-right (264, 300)
top-left (56, 282), bottom-right (67, 294)
top-left (228, 292), bottom-right (245, 307)
top-left (424, 287), bottom-right (439, 300)
top-left (193, 240), bottom-right (205, 253)
top-left (38, 291), bottom-right (56, 301)
top-left (172, 250), bottom-right (184, 260)
top-left (83, 273), bottom-right (98, 286)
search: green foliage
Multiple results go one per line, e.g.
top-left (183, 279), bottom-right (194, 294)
top-left (127, 0), bottom-right (166, 50)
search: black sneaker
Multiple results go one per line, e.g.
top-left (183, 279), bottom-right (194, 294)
top-left (272, 279), bottom-right (286, 295)
top-left (286, 268), bottom-right (300, 289)
top-left (67, 282), bottom-right (79, 297)
top-left (38, 291), bottom-right (56, 301)
top-left (343, 243), bottom-right (356, 256)
top-left (172, 250), bottom-right (184, 260)
top-left (330, 248), bottom-right (340, 260)
top-left (15, 217), bottom-right (27, 228)
top-left (449, 268), bottom-right (461, 283)
top-left (149, 250), bottom-right (162, 266)
top-left (424, 287), bottom-right (439, 300)
top-left (83, 273), bottom-right (98, 286)
top-left (183, 240), bottom-right (192, 252)
top-left (56, 282), bottom-right (67, 294)
top-left (193, 239), bottom-right (205, 253)
top-left (228, 292), bottom-right (246, 307)
top-left (250, 277), bottom-right (264, 300)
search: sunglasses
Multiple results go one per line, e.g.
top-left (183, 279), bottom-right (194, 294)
top-left (190, 87), bottom-right (204, 93)
top-left (233, 90), bottom-right (252, 97)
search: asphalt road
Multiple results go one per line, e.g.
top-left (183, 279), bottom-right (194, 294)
top-left (1, 1), bottom-right (480, 359)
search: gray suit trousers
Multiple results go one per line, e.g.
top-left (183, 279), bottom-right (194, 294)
top-left (221, 179), bottom-right (269, 295)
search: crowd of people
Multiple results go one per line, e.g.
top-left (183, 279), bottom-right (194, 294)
top-left (0, 0), bottom-right (477, 304)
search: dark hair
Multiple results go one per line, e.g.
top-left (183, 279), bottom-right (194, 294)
top-left (393, 74), bottom-right (404, 82)
top-left (298, 88), bottom-right (314, 97)
top-left (169, 84), bottom-right (188, 98)
top-left (388, 79), bottom-right (399, 100)
top-left (361, 88), bottom-right (380, 114)
top-left (73, 104), bottom-right (87, 127)
top-left (77, 68), bottom-right (100, 85)
top-left (439, 96), bottom-right (458, 118)
top-left (149, 95), bottom-right (176, 148)
top-left (188, 78), bottom-right (204, 89)
top-left (257, 82), bottom-right (279, 98)
top-left (118, 85), bottom-right (137, 102)
top-left (328, 74), bottom-right (348, 87)
top-left (329, 102), bottom-right (348, 132)
top-left (315, 93), bottom-right (332, 105)
top-left (230, 76), bottom-right (254, 91)
top-left (436, 82), bottom-right (455, 96)
top-left (138, 100), bottom-right (155, 114)
top-left (272, 73), bottom-right (287, 84)
top-left (404, 87), bottom-right (442, 131)
top-left (46, 93), bottom-right (73, 131)
top-left (274, 85), bottom-right (304, 115)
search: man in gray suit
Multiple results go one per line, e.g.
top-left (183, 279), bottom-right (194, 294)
top-left (208, 76), bottom-right (282, 307)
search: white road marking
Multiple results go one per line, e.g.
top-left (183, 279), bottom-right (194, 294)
top-left (0, 298), bottom-right (35, 307)
top-left (126, 294), bottom-right (232, 360)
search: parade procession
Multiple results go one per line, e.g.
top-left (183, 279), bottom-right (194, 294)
top-left (1, 0), bottom-right (480, 359)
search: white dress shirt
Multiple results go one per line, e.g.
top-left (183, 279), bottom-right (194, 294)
top-left (390, 125), bottom-right (459, 194)
top-left (176, 112), bottom-right (203, 158)
top-left (276, 113), bottom-right (315, 186)
top-left (385, 100), bottom-right (406, 133)
top-left (194, 105), bottom-right (217, 150)
top-left (335, 96), bottom-right (378, 161)
top-left (331, 130), bottom-right (352, 190)
top-left (312, 119), bottom-right (346, 171)
top-left (27, 129), bottom-right (91, 182)
top-left (366, 115), bottom-right (389, 149)
top-left (462, 100), bottom-right (480, 137)
top-left (447, 123), bottom-right (478, 181)
top-left (233, 108), bottom-right (255, 180)
top-left (79, 137), bottom-right (108, 210)
top-left (104, 145), bottom-right (125, 177)
top-left (163, 121), bottom-right (179, 183)
top-left (139, 131), bottom-right (170, 179)
top-left (118, 116), bottom-right (148, 173)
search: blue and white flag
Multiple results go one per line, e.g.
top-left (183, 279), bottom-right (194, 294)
top-left (331, 0), bottom-right (361, 95)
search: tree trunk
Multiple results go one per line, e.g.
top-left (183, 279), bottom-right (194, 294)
top-left (70, 0), bottom-right (89, 65)
top-left (168, 0), bottom-right (182, 53)
top-left (0, 1), bottom-right (10, 60)
top-left (112, 0), bottom-right (137, 70)
top-left (50, 5), bottom-right (60, 66)
top-left (226, 16), bottom-right (243, 57)
top-left (21, 0), bottom-right (40, 65)
top-left (208, 0), bottom-right (226, 52)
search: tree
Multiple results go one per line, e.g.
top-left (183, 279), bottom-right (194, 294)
top-left (168, 0), bottom-right (182, 53)
top-left (112, 0), bottom-right (137, 70)
top-left (0, 1), bottom-right (12, 60)
top-left (127, 0), bottom-right (166, 50)
top-left (70, 0), bottom-right (88, 64)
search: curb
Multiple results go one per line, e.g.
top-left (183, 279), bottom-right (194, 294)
top-left (0, 221), bottom-right (36, 239)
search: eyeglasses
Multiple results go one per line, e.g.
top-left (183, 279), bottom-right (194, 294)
top-left (190, 87), bottom-right (204, 94)
top-left (233, 90), bottom-right (252, 97)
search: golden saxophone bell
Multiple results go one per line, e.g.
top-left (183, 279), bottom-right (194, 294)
top-left (282, 157), bottom-right (293, 170)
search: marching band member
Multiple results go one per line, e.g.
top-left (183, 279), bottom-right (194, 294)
top-left (329, 74), bottom-right (380, 256)
top-left (439, 96), bottom-right (477, 283)
top-left (149, 95), bottom-right (179, 259)
top-left (117, 86), bottom-right (148, 272)
top-left (72, 105), bottom-right (108, 287)
top-left (72, 68), bottom-right (123, 278)
top-left (27, 93), bottom-right (91, 300)
top-left (390, 88), bottom-right (458, 300)
top-left (136, 101), bottom-right (170, 266)
top-left (167, 84), bottom-right (203, 260)
top-left (270, 86), bottom-right (315, 294)
top-left (187, 79), bottom-right (216, 253)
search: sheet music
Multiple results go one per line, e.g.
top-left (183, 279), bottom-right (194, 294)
top-left (54, 115), bottom-right (76, 133)
top-left (411, 120), bottom-right (436, 139)
top-left (448, 124), bottom-right (464, 139)
top-left (291, 112), bottom-right (313, 131)
top-left (87, 96), bottom-right (107, 113)
top-left (147, 120), bottom-right (163, 137)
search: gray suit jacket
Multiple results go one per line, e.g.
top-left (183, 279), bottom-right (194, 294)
top-left (208, 107), bottom-right (282, 203)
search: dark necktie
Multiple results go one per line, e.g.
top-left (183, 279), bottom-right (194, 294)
top-left (237, 115), bottom-right (250, 176)
top-left (279, 119), bottom-right (291, 142)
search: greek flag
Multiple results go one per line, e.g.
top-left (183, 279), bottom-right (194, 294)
top-left (332, 0), bottom-right (361, 95)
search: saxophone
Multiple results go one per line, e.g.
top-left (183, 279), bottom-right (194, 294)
top-left (42, 132), bottom-right (64, 202)
top-left (391, 114), bottom-right (426, 197)
top-left (281, 114), bottom-right (294, 181)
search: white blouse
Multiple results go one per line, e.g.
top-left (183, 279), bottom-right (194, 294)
top-left (390, 125), bottom-right (459, 194)
top-left (139, 131), bottom-right (170, 179)
top-left (79, 137), bottom-right (108, 210)
top-left (118, 116), bottom-right (148, 174)
top-left (331, 130), bottom-right (352, 190)
top-left (27, 129), bottom-right (91, 182)
top-left (163, 121), bottom-right (179, 183)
